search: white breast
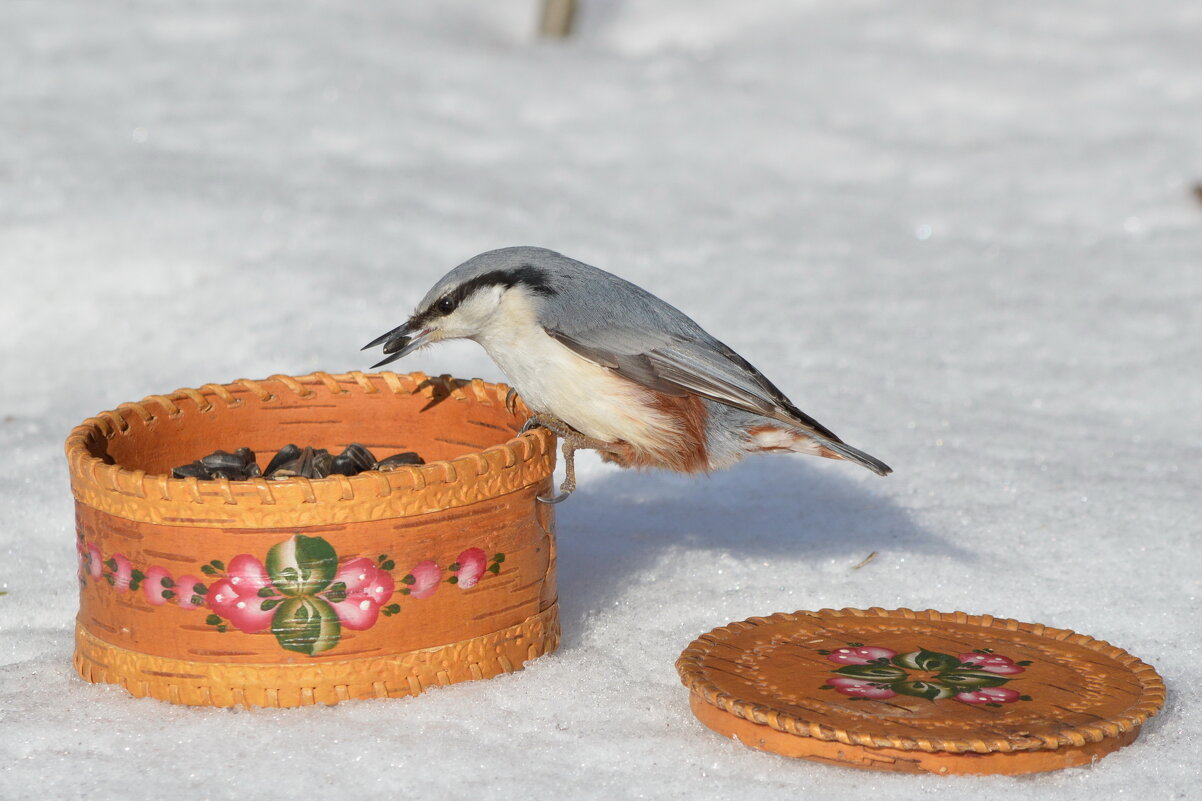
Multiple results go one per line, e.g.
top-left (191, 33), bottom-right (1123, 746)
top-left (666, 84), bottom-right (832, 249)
top-left (474, 291), bottom-right (680, 449)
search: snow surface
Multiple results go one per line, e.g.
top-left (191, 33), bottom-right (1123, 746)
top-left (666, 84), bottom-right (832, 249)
top-left (2, 0), bottom-right (1200, 798)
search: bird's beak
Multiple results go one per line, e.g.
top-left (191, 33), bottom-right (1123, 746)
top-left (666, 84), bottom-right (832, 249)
top-left (362, 320), bottom-right (432, 369)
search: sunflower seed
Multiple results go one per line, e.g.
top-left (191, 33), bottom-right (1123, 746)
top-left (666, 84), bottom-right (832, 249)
top-left (330, 443), bottom-right (377, 476)
top-left (375, 451), bottom-right (425, 471)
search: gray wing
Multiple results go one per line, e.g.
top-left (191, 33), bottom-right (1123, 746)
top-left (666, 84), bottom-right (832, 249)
top-left (545, 325), bottom-right (843, 443)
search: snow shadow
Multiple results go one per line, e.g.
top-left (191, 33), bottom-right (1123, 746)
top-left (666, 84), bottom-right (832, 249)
top-left (553, 454), bottom-right (969, 626)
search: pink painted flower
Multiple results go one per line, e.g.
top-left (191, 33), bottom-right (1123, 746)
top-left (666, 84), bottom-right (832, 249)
top-left (207, 577), bottom-right (277, 633)
top-left (203, 555), bottom-right (282, 632)
top-left (827, 646), bottom-right (897, 666)
top-left (142, 566), bottom-right (174, 606)
top-left (955, 686), bottom-right (1022, 705)
top-left (175, 574), bottom-right (204, 610)
top-left (325, 558), bottom-right (395, 630)
top-left (453, 548), bottom-right (487, 589)
top-left (407, 560), bottom-right (441, 599)
top-left (958, 652), bottom-right (1025, 674)
top-left (329, 596), bottom-right (380, 630)
top-left (110, 554), bottom-right (133, 592)
top-left (826, 676), bottom-right (898, 699)
top-left (87, 544), bottom-right (104, 579)
top-left (225, 554), bottom-right (273, 595)
top-left (334, 558), bottom-right (378, 597)
top-left (359, 568), bottom-right (394, 607)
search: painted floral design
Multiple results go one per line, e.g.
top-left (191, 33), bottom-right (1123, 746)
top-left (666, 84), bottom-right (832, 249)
top-left (402, 559), bottom-right (442, 599)
top-left (818, 644), bottom-right (1033, 708)
top-left (326, 557), bottom-right (396, 631)
top-left (78, 531), bottom-right (505, 657)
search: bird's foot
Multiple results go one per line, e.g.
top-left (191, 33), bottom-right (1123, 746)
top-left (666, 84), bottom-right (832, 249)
top-left (519, 413), bottom-right (610, 503)
top-left (519, 412), bottom-right (603, 445)
top-left (538, 441), bottom-right (579, 504)
top-left (505, 387), bottom-right (520, 416)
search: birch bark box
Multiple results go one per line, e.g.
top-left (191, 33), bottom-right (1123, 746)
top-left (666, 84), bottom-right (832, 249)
top-left (65, 371), bottom-right (560, 708)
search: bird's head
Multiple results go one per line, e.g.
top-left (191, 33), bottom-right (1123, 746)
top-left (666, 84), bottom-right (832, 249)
top-left (363, 247), bottom-right (562, 368)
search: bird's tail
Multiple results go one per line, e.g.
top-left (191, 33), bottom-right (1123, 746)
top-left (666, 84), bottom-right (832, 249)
top-left (746, 424), bottom-right (892, 476)
top-left (816, 437), bottom-right (893, 476)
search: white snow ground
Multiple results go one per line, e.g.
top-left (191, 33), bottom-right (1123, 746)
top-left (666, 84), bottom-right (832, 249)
top-left (1, 1), bottom-right (1200, 798)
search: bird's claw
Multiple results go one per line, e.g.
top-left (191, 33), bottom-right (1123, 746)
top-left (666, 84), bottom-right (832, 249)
top-left (537, 439), bottom-right (580, 505)
top-left (520, 415), bottom-right (612, 505)
top-left (536, 487), bottom-right (573, 504)
top-left (505, 387), bottom-right (520, 416)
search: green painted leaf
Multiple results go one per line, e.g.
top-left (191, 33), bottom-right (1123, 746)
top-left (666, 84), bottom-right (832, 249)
top-left (265, 535), bottom-right (338, 596)
top-left (893, 649), bottom-right (961, 672)
top-left (380, 560), bottom-right (395, 571)
top-left (448, 562), bottom-right (461, 572)
top-left (210, 560), bottom-right (225, 570)
top-left (401, 574), bottom-right (416, 586)
top-left (271, 597), bottom-right (342, 656)
top-left (324, 581), bottom-right (347, 604)
top-left (487, 563), bottom-right (500, 574)
top-left (833, 664), bottom-right (907, 681)
top-left (891, 680), bottom-right (956, 701)
top-left (493, 553), bottom-right (505, 563)
top-left (260, 598), bottom-right (283, 611)
top-left (936, 670), bottom-right (1009, 689)
top-left (201, 565), bottom-right (217, 576)
top-left (205, 614), bottom-right (222, 626)
top-left (193, 583), bottom-right (208, 595)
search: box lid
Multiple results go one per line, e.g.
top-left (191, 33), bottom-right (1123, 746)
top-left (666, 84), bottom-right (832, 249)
top-left (676, 607), bottom-right (1164, 775)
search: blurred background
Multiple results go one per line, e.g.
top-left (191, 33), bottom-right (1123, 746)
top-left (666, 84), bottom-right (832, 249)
top-left (1, 1), bottom-right (1200, 798)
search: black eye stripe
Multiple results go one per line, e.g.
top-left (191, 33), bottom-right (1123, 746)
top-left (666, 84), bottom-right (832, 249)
top-left (419, 265), bottom-right (557, 324)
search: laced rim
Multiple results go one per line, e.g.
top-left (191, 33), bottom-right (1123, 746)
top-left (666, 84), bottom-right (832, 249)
top-left (64, 370), bottom-right (555, 523)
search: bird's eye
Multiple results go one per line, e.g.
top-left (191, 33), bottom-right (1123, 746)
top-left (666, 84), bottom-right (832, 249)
top-left (436, 297), bottom-right (456, 314)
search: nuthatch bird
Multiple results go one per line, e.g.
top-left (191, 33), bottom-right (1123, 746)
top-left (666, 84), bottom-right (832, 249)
top-left (364, 247), bottom-right (891, 503)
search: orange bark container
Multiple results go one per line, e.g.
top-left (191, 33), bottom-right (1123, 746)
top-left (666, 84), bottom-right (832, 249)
top-left (678, 608), bottom-right (1165, 775)
top-left (65, 371), bottom-right (559, 708)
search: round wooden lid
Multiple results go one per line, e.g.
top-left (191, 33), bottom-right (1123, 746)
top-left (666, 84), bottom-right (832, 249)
top-left (677, 608), bottom-right (1165, 775)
